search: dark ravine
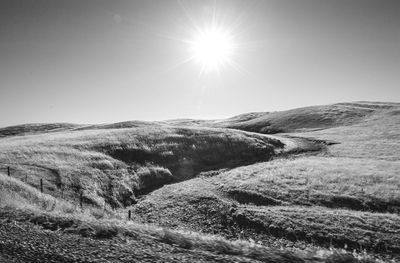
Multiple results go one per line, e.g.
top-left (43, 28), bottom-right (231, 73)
top-left (130, 135), bottom-right (328, 203)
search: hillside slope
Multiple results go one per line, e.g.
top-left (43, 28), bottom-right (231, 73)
top-left (163, 101), bottom-right (400, 134)
top-left (133, 102), bottom-right (400, 261)
top-left (1, 124), bottom-right (313, 208)
top-left (1, 101), bottom-right (398, 262)
top-left (216, 102), bottom-right (399, 133)
top-left (0, 123), bottom-right (82, 138)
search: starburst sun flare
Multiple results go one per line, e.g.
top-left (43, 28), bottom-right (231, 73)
top-left (189, 26), bottom-right (235, 73)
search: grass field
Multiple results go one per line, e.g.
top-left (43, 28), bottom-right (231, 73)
top-left (132, 102), bottom-right (400, 261)
top-left (0, 101), bottom-right (399, 262)
top-left (0, 124), bottom-right (289, 208)
top-left (0, 172), bottom-right (385, 263)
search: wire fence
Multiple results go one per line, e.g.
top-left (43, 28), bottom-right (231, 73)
top-left (0, 163), bottom-right (134, 219)
top-left (0, 163), bottom-right (91, 207)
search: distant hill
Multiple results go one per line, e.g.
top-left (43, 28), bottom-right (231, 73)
top-left (0, 123), bottom-right (82, 138)
top-left (214, 101), bottom-right (400, 133)
top-left (164, 101), bottom-right (400, 134)
top-left (1, 101), bottom-right (398, 138)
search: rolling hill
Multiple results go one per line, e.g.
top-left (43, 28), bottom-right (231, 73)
top-left (0, 101), bottom-right (399, 262)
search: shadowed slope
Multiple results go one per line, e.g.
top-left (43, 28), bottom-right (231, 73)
top-left (0, 125), bottom-right (290, 208)
top-left (0, 123), bottom-right (82, 138)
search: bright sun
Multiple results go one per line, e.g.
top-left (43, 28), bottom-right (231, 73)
top-left (189, 26), bottom-right (235, 73)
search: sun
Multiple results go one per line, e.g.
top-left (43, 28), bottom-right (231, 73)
top-left (172, 1), bottom-right (245, 75)
top-left (189, 26), bottom-right (235, 73)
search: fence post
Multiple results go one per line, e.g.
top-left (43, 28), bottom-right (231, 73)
top-left (128, 210), bottom-right (131, 220)
top-left (80, 192), bottom-right (83, 209)
top-left (7, 166), bottom-right (10, 176)
top-left (40, 179), bottom-right (43, 193)
top-left (25, 174), bottom-right (27, 182)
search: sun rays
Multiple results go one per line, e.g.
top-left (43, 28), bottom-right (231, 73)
top-left (167, 1), bottom-right (248, 76)
top-left (188, 24), bottom-right (235, 73)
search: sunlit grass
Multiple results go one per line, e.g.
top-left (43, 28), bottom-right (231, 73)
top-left (0, 125), bottom-right (283, 208)
top-left (1, 102), bottom-right (399, 262)
top-left (0, 172), bottom-right (383, 263)
top-left (214, 156), bottom-right (400, 210)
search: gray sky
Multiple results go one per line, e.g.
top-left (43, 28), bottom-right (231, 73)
top-left (1, 0), bottom-right (399, 127)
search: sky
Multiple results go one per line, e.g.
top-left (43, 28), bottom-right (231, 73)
top-left (0, 0), bottom-right (399, 127)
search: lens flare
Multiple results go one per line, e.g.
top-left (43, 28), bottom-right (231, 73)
top-left (167, 1), bottom-right (248, 76)
top-left (189, 26), bottom-right (235, 72)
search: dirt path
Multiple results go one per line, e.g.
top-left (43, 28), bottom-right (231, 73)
top-left (0, 209), bottom-right (262, 263)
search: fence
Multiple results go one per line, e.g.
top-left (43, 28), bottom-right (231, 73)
top-left (0, 164), bottom-right (134, 220)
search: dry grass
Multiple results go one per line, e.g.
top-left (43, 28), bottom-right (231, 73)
top-left (132, 104), bottom-right (400, 261)
top-left (214, 156), bottom-right (400, 212)
top-left (0, 200), bottom-right (382, 263)
top-left (210, 102), bottom-right (400, 134)
top-left (0, 172), bottom-right (114, 220)
top-left (0, 125), bottom-right (284, 208)
top-left (0, 123), bottom-right (81, 138)
top-left (1, 101), bottom-right (399, 262)
top-left (133, 176), bottom-right (400, 256)
top-left (2, 168), bottom-right (385, 262)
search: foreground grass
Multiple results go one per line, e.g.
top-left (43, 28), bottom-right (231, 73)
top-left (133, 176), bottom-right (400, 257)
top-left (0, 173), bottom-right (382, 263)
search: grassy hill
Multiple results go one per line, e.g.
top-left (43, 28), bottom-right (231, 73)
top-left (0, 101), bottom-right (398, 262)
top-left (0, 124), bottom-right (298, 208)
top-left (164, 101), bottom-right (399, 134)
top-left (0, 123), bottom-right (82, 138)
top-left (217, 102), bottom-right (399, 133)
top-left (132, 102), bottom-right (400, 261)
